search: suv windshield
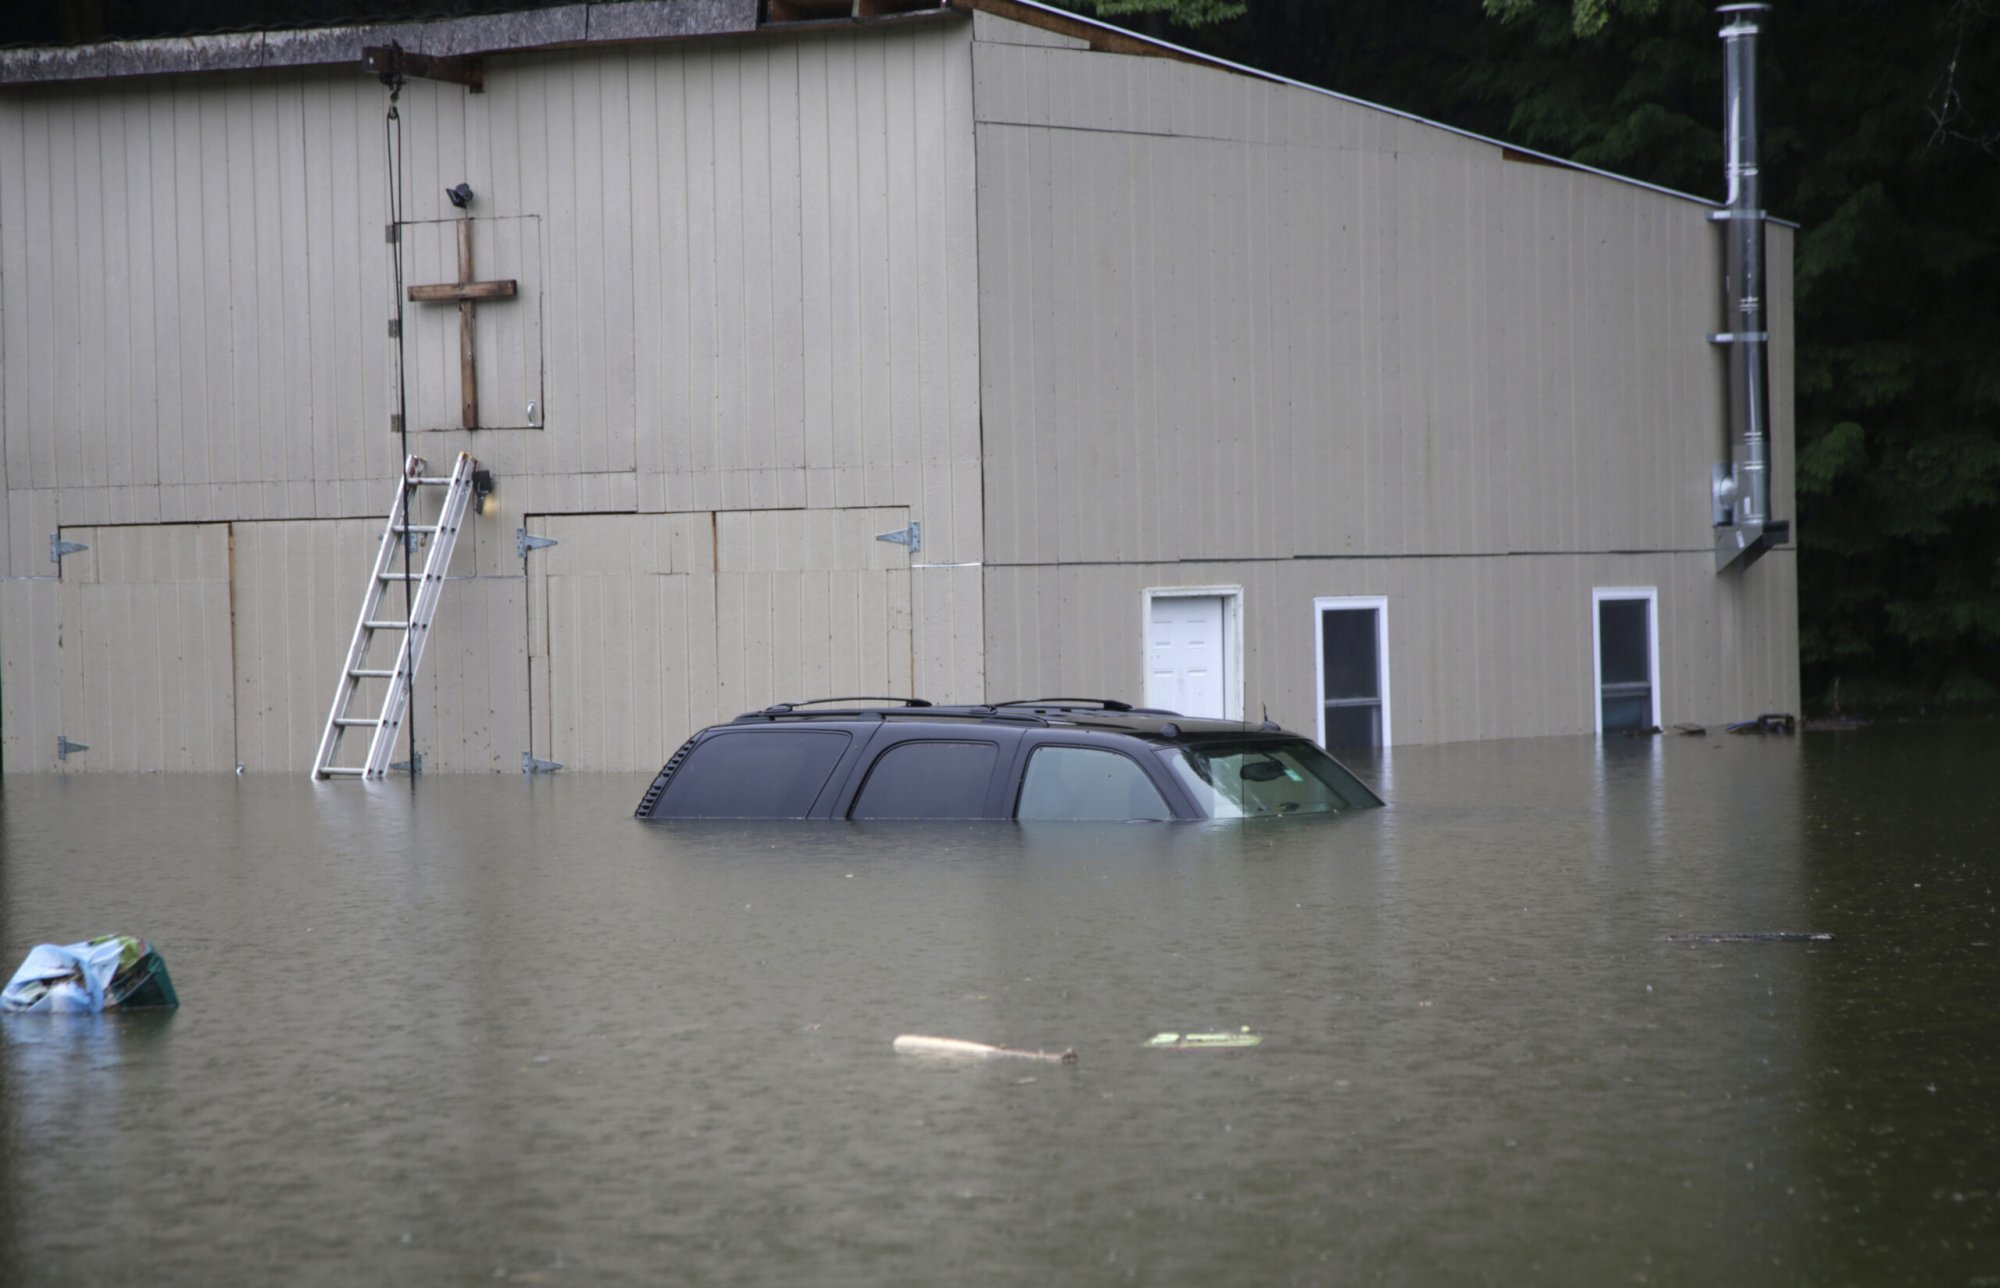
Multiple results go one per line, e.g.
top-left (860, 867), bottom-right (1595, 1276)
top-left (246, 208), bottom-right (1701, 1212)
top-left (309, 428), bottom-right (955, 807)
top-left (1158, 739), bottom-right (1381, 818)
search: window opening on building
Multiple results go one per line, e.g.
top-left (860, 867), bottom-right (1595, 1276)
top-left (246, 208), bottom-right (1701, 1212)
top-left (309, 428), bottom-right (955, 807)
top-left (1314, 597), bottom-right (1390, 749)
top-left (1593, 588), bottom-right (1660, 734)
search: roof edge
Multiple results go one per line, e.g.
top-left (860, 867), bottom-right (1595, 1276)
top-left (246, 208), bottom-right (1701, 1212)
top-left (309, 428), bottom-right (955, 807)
top-left (0, 1), bottom-right (765, 87)
top-left (965, 0), bottom-right (1796, 220)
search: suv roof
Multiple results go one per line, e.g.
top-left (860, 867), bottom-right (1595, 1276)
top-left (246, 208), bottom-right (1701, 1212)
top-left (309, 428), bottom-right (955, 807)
top-left (724, 697), bottom-right (1278, 741)
top-left (636, 697), bottom-right (1383, 823)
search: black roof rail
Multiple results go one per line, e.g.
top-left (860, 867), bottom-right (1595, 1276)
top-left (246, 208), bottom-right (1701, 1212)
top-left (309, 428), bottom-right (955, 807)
top-left (994, 697), bottom-right (1143, 713)
top-left (752, 696), bottom-right (933, 716)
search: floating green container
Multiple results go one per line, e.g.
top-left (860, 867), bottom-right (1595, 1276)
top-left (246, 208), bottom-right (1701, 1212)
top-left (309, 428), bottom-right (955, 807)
top-left (87, 934), bottom-right (180, 1010)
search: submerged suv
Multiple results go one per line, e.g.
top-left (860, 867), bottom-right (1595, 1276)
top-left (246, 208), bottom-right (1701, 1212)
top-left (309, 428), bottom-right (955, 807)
top-left (634, 699), bottom-right (1383, 822)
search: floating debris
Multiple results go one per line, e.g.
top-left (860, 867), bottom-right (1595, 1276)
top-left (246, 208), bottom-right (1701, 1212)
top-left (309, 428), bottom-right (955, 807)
top-left (3, 935), bottom-right (179, 1013)
top-left (1146, 1029), bottom-right (1263, 1049)
top-left (892, 1034), bottom-right (1078, 1064)
top-left (1665, 931), bottom-right (1832, 944)
top-left (1726, 713), bottom-right (1797, 735)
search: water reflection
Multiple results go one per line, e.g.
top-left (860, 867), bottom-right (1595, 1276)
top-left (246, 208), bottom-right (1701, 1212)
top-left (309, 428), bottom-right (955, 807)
top-left (1, 728), bottom-right (1996, 1283)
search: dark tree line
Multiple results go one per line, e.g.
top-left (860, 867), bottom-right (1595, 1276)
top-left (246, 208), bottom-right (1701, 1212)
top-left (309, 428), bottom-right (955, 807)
top-left (1076, 0), bottom-right (2000, 714)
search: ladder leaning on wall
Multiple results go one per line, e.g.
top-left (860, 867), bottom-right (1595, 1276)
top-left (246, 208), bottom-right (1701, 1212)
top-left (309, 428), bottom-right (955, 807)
top-left (310, 452), bottom-right (480, 780)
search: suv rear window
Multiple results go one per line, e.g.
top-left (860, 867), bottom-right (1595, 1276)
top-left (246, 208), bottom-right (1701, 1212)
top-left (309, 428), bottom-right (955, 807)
top-left (849, 741), bottom-right (1001, 819)
top-left (646, 729), bottom-right (851, 819)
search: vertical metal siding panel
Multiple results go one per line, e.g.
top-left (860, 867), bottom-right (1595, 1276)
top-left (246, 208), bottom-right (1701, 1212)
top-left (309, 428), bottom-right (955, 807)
top-left (1498, 161), bottom-right (1533, 554)
top-left (76, 94), bottom-right (113, 494)
top-left (683, 55), bottom-right (724, 489)
top-left (942, 27), bottom-right (982, 567)
top-left (0, 580), bottom-right (59, 772)
top-left (569, 60), bottom-right (607, 477)
top-left (853, 41), bottom-right (894, 504)
top-left (883, 35), bottom-right (922, 494)
top-left (974, 125), bottom-right (1024, 563)
top-left (55, 531), bottom-right (93, 773)
top-left (1766, 223), bottom-right (1796, 531)
top-left (1022, 125), bottom-right (1060, 562)
top-left (300, 79), bottom-right (339, 500)
top-left (49, 100), bottom-right (85, 491)
top-left (535, 61), bottom-right (579, 477)
top-left (767, 42), bottom-right (808, 498)
top-left (820, 45), bottom-right (860, 502)
top-left (318, 81), bottom-right (358, 487)
top-left (796, 43), bottom-right (836, 496)
top-left (223, 85), bottom-right (260, 490)
top-left (1046, 126), bottom-right (1085, 560)
top-left (632, 49), bottom-right (672, 488)
top-left (738, 47), bottom-right (778, 483)
top-left (1128, 133), bottom-right (1163, 564)
top-left (272, 81), bottom-right (312, 495)
top-left (662, 52), bottom-right (699, 500)
top-left (1358, 143), bottom-right (1389, 553)
top-left (628, 54), bottom-right (665, 486)
top-left (24, 99), bottom-right (60, 491)
top-left (0, 99), bottom-right (27, 504)
top-left (197, 85), bottom-right (235, 497)
top-left (604, 54), bottom-right (641, 477)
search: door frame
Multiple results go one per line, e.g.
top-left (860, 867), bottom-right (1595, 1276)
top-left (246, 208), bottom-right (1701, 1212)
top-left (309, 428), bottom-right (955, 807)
top-left (1590, 585), bottom-right (1661, 735)
top-left (1140, 585), bottom-right (1243, 721)
top-left (1313, 594), bottom-right (1392, 749)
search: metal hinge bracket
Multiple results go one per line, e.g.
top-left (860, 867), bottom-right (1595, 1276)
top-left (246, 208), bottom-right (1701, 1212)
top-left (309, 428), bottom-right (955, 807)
top-left (388, 318), bottom-right (401, 339)
top-left (518, 529), bottom-right (558, 559)
top-left (50, 534), bottom-right (88, 564)
top-left (386, 223), bottom-right (401, 244)
top-left (522, 753), bottom-right (563, 774)
top-left (874, 520), bottom-right (921, 555)
top-left (56, 734), bottom-right (89, 761)
top-left (390, 752), bottom-right (423, 776)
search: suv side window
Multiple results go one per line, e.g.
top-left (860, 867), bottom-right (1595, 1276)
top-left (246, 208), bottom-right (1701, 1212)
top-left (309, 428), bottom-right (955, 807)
top-left (647, 730), bottom-right (852, 818)
top-left (849, 741), bottom-right (1001, 819)
top-left (1016, 746), bottom-right (1171, 821)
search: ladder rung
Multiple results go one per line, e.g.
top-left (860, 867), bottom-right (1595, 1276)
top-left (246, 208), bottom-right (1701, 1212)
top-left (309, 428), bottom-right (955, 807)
top-left (314, 452), bottom-right (474, 784)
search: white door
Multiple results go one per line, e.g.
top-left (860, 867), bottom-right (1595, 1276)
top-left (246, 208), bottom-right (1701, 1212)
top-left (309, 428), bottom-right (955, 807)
top-left (1146, 595), bottom-right (1227, 718)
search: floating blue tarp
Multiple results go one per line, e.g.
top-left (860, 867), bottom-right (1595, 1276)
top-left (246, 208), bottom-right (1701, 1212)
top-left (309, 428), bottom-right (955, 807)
top-left (3, 936), bottom-right (179, 1013)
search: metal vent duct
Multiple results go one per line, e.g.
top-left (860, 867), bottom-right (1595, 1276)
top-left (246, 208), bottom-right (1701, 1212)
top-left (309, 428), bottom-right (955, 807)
top-left (1710, 3), bottom-right (1788, 572)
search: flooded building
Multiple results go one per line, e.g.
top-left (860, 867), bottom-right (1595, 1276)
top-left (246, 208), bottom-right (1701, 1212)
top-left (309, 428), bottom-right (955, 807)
top-left (0, 0), bottom-right (1797, 773)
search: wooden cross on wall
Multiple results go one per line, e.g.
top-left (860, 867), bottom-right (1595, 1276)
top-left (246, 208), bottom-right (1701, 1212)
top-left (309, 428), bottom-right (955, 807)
top-left (407, 218), bottom-right (517, 430)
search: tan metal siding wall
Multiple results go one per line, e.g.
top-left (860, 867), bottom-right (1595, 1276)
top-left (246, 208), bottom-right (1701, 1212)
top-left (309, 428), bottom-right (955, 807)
top-left (2, 21), bottom-right (987, 769)
top-left (0, 579), bottom-right (60, 771)
top-left (973, 43), bottom-right (1730, 568)
top-left (54, 524), bottom-right (236, 771)
top-left (0, 76), bottom-right (401, 531)
top-left (987, 555), bottom-right (1798, 744)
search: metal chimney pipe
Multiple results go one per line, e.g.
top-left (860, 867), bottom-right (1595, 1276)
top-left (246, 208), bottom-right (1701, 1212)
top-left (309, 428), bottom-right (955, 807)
top-left (1711, 3), bottom-right (1778, 572)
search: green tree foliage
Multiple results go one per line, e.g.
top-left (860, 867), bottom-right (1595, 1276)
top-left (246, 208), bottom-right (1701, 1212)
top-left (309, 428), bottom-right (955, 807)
top-left (1061, 0), bottom-right (1247, 27)
top-left (1465, 0), bottom-right (2000, 710)
top-left (1054, 0), bottom-right (2000, 712)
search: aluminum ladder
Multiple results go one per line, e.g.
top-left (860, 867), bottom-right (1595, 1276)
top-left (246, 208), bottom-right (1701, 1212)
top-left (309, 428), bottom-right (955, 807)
top-left (311, 452), bottom-right (479, 780)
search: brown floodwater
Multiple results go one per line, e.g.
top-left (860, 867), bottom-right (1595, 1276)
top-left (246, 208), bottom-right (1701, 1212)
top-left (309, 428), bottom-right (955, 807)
top-left (2, 724), bottom-right (1996, 1285)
